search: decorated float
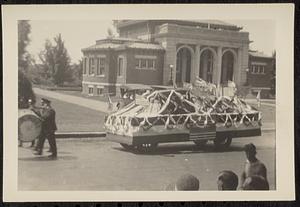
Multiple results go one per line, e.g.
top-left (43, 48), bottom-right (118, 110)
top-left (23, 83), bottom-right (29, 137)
top-left (104, 79), bottom-right (262, 152)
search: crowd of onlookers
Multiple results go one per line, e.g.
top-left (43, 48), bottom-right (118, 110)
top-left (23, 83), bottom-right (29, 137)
top-left (166, 143), bottom-right (269, 191)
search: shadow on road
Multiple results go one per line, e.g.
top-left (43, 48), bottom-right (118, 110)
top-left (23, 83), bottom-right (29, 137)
top-left (18, 155), bottom-right (77, 161)
top-left (113, 143), bottom-right (246, 156)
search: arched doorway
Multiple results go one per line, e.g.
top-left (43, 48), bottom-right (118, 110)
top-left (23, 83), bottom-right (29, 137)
top-left (221, 50), bottom-right (235, 84)
top-left (176, 47), bottom-right (192, 86)
top-left (199, 49), bottom-right (215, 83)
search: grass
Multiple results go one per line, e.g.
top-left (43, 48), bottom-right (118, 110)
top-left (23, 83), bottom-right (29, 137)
top-left (36, 94), bottom-right (107, 132)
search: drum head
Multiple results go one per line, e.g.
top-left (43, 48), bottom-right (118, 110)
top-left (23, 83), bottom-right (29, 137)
top-left (18, 113), bottom-right (42, 142)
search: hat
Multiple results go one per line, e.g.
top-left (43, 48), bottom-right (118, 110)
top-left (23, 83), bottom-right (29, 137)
top-left (244, 143), bottom-right (256, 153)
top-left (165, 174), bottom-right (199, 191)
top-left (41, 98), bottom-right (51, 104)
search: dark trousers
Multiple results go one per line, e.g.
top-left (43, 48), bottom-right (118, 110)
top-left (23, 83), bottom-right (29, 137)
top-left (37, 131), bottom-right (57, 155)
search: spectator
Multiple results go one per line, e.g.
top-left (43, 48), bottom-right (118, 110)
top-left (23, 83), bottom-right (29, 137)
top-left (165, 174), bottom-right (200, 191)
top-left (241, 175), bottom-right (269, 190)
top-left (217, 170), bottom-right (238, 190)
top-left (241, 143), bottom-right (267, 186)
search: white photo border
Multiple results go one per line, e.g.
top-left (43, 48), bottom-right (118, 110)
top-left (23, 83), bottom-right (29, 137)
top-left (2, 3), bottom-right (295, 202)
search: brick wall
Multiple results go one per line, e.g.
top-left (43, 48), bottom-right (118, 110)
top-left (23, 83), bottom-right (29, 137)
top-left (125, 49), bottom-right (164, 85)
top-left (248, 56), bottom-right (274, 88)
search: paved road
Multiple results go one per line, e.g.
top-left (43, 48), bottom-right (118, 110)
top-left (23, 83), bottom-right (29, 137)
top-left (18, 131), bottom-right (275, 191)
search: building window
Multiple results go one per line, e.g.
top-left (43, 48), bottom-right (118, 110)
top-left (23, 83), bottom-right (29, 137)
top-left (89, 58), bottom-right (95, 75)
top-left (260, 66), bottom-right (265, 74)
top-left (148, 59), bottom-right (155, 69)
top-left (88, 86), bottom-right (94, 95)
top-left (251, 65), bottom-right (265, 75)
top-left (118, 57), bottom-right (124, 77)
top-left (97, 87), bottom-right (104, 96)
top-left (97, 57), bottom-right (105, 76)
top-left (135, 59), bottom-right (140, 68)
top-left (141, 59), bottom-right (147, 69)
top-left (135, 58), bottom-right (156, 70)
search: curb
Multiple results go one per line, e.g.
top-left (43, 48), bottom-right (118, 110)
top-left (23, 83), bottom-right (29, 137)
top-left (55, 128), bottom-right (275, 139)
top-left (55, 132), bottom-right (106, 139)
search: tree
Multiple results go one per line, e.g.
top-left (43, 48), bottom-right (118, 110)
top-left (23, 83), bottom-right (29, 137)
top-left (39, 34), bottom-right (72, 86)
top-left (69, 60), bottom-right (83, 86)
top-left (18, 20), bottom-right (31, 72)
top-left (18, 70), bottom-right (36, 108)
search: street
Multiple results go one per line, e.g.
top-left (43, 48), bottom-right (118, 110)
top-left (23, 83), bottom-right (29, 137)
top-left (18, 131), bottom-right (275, 191)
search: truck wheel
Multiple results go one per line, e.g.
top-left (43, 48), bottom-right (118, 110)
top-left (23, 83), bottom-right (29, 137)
top-left (193, 140), bottom-right (208, 148)
top-left (120, 143), bottom-right (134, 151)
top-left (213, 137), bottom-right (232, 149)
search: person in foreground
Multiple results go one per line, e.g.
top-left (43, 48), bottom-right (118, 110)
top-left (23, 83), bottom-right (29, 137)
top-left (34, 98), bottom-right (57, 159)
top-left (165, 174), bottom-right (200, 191)
top-left (217, 170), bottom-right (239, 190)
top-left (241, 143), bottom-right (267, 186)
top-left (241, 175), bottom-right (269, 190)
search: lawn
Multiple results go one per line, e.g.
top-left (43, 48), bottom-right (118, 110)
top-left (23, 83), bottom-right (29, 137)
top-left (36, 94), bottom-right (107, 132)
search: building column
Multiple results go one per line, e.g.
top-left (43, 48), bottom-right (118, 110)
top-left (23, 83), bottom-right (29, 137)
top-left (234, 47), bottom-right (242, 84)
top-left (162, 39), bottom-right (177, 85)
top-left (192, 44), bottom-right (201, 83)
top-left (214, 46), bottom-right (223, 85)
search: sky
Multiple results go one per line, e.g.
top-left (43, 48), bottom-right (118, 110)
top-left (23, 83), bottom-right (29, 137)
top-left (27, 20), bottom-right (275, 64)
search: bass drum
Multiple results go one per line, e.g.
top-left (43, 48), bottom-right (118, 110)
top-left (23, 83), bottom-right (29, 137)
top-left (18, 109), bottom-right (42, 142)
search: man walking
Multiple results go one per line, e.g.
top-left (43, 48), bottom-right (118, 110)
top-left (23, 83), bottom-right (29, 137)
top-left (34, 98), bottom-right (57, 159)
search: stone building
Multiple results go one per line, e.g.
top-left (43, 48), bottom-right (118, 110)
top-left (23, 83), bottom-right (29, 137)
top-left (81, 20), bottom-right (273, 97)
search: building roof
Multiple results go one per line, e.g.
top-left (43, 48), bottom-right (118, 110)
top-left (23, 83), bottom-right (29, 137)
top-left (125, 42), bottom-right (164, 50)
top-left (82, 38), bottom-right (164, 52)
top-left (115, 20), bottom-right (241, 31)
top-left (249, 51), bottom-right (273, 59)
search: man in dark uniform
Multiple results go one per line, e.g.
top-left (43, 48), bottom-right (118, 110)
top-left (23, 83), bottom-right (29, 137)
top-left (34, 98), bottom-right (57, 159)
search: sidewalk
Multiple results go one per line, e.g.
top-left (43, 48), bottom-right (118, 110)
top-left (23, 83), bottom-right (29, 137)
top-left (245, 99), bottom-right (275, 107)
top-left (34, 88), bottom-right (109, 113)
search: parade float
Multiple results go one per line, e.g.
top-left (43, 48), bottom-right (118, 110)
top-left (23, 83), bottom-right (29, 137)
top-left (104, 79), bottom-right (262, 152)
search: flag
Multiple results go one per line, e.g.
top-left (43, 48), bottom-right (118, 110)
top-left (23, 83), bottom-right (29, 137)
top-left (256, 90), bottom-right (261, 107)
top-left (107, 94), bottom-right (113, 111)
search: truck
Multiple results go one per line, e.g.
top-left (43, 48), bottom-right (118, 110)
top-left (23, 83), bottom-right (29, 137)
top-left (104, 85), bottom-right (261, 153)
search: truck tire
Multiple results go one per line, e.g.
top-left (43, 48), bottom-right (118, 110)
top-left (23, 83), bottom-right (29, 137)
top-left (213, 137), bottom-right (232, 149)
top-left (193, 140), bottom-right (208, 148)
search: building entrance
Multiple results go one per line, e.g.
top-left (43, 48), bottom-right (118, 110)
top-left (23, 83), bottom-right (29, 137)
top-left (199, 49), bottom-right (215, 83)
top-left (176, 47), bottom-right (192, 86)
top-left (221, 51), bottom-right (235, 84)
